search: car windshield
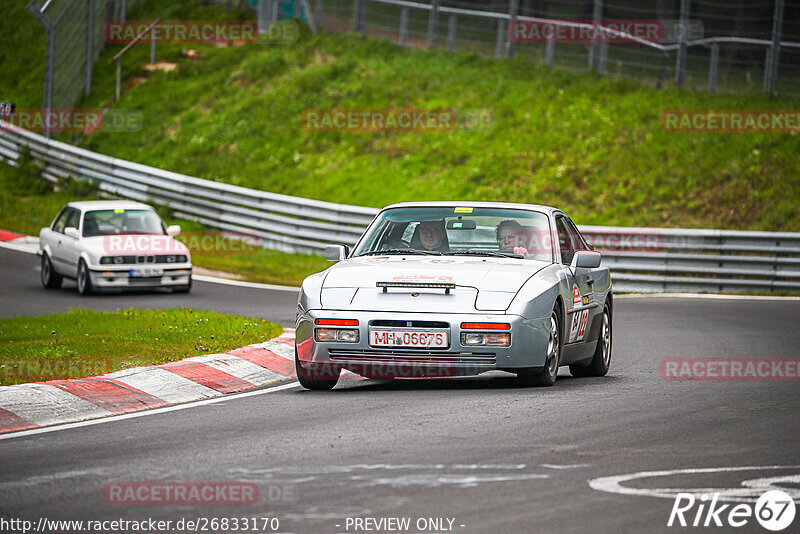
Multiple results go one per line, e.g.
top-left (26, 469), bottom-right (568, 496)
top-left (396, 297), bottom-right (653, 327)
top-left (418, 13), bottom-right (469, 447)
top-left (82, 209), bottom-right (165, 237)
top-left (352, 206), bottom-right (553, 262)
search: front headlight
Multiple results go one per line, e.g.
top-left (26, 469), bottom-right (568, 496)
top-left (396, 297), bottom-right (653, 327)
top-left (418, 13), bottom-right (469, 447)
top-left (315, 328), bottom-right (359, 343)
top-left (100, 256), bottom-right (125, 265)
top-left (460, 332), bottom-right (511, 347)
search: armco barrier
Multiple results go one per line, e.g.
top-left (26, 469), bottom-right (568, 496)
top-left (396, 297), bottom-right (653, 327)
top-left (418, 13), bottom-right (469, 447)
top-left (1, 120), bottom-right (799, 293)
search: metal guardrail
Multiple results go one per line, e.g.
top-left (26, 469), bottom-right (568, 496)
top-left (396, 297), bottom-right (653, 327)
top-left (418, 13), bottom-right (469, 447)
top-left (1, 121), bottom-right (799, 293)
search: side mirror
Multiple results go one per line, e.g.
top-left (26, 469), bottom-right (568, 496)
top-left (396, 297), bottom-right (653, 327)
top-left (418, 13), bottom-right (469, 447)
top-left (325, 244), bottom-right (348, 262)
top-left (571, 250), bottom-right (601, 269)
top-left (64, 227), bottom-right (80, 239)
top-left (167, 225), bottom-right (181, 237)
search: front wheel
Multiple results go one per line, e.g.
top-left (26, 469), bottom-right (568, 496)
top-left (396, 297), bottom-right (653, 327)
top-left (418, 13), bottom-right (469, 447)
top-left (295, 349), bottom-right (339, 390)
top-left (41, 253), bottom-right (63, 289)
top-left (570, 304), bottom-right (612, 377)
top-left (77, 259), bottom-right (93, 296)
top-left (517, 307), bottom-right (561, 387)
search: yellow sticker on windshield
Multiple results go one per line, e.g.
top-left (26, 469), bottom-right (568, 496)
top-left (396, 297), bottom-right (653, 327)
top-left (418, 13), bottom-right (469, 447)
top-left (114, 209), bottom-right (125, 213)
top-left (454, 207), bottom-right (473, 213)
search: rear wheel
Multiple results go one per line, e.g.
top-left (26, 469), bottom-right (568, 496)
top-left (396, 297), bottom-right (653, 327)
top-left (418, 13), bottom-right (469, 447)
top-left (517, 307), bottom-right (561, 387)
top-left (77, 259), bottom-right (93, 296)
top-left (295, 348), bottom-right (339, 390)
top-left (570, 304), bottom-right (612, 377)
top-left (41, 253), bottom-right (63, 289)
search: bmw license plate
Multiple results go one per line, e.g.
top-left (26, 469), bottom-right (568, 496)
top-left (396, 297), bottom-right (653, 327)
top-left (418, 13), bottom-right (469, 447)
top-left (129, 268), bottom-right (163, 278)
top-left (369, 330), bottom-right (449, 348)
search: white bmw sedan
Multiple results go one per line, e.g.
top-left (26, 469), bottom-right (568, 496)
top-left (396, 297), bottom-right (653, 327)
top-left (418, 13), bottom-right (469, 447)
top-left (39, 200), bottom-right (192, 295)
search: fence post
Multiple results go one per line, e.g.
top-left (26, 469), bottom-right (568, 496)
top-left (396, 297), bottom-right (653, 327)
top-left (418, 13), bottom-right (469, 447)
top-left (656, 51), bottom-right (668, 89)
top-left (27, 2), bottom-right (55, 138)
top-left (271, 0), bottom-right (279, 24)
top-left (708, 43), bottom-right (719, 92)
top-left (495, 19), bottom-right (506, 59)
top-left (315, 0), bottom-right (323, 30)
top-left (427, 0), bottom-right (440, 48)
top-left (675, 0), bottom-right (689, 86)
top-left (150, 24), bottom-right (156, 64)
top-left (354, 0), bottom-right (364, 32)
top-left (446, 14), bottom-right (457, 51)
top-left (765, 0), bottom-right (785, 95)
top-left (399, 6), bottom-right (408, 48)
top-left (597, 40), bottom-right (608, 75)
top-left (546, 35), bottom-right (554, 67)
top-left (506, 0), bottom-right (518, 58)
top-left (85, 0), bottom-right (95, 97)
top-left (115, 58), bottom-right (122, 101)
top-left (589, 0), bottom-right (603, 71)
top-left (121, 0), bottom-right (127, 23)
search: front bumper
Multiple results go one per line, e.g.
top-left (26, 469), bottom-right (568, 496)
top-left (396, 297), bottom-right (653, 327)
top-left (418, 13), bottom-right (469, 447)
top-left (88, 265), bottom-right (192, 289)
top-left (296, 309), bottom-right (551, 379)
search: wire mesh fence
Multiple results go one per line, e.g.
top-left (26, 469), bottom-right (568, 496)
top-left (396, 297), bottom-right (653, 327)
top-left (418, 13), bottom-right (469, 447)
top-left (308, 0), bottom-right (800, 97)
top-left (25, 0), bottom-right (138, 137)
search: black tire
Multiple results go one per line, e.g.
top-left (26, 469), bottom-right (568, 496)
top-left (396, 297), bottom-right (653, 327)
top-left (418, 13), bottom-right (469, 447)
top-left (76, 259), bottom-right (93, 296)
top-left (517, 305), bottom-right (562, 387)
top-left (173, 278), bottom-right (192, 293)
top-left (295, 348), bottom-right (339, 390)
top-left (570, 304), bottom-right (612, 377)
top-left (41, 253), bottom-right (63, 289)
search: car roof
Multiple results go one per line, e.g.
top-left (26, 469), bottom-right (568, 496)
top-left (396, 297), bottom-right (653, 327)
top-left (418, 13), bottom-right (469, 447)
top-left (382, 201), bottom-right (560, 214)
top-left (66, 200), bottom-right (155, 211)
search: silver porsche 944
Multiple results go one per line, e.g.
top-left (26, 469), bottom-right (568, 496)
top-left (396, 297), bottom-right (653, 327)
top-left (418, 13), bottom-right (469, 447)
top-left (295, 202), bottom-right (612, 390)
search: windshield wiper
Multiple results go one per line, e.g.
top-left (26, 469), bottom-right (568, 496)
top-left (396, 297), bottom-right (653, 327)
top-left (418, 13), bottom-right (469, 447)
top-left (356, 248), bottom-right (443, 256)
top-left (445, 251), bottom-right (525, 259)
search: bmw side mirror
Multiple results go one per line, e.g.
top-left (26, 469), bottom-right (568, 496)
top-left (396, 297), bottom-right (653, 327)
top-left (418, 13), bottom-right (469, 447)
top-left (167, 225), bottom-right (181, 237)
top-left (325, 244), bottom-right (349, 262)
top-left (571, 250), bottom-right (601, 269)
top-left (64, 227), bottom-right (80, 239)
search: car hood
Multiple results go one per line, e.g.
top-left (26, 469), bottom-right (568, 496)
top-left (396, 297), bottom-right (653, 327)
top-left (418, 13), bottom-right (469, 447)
top-left (320, 255), bottom-right (548, 312)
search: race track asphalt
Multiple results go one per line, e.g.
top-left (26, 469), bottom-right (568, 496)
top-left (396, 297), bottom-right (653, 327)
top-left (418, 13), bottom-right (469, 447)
top-left (1, 247), bottom-right (799, 533)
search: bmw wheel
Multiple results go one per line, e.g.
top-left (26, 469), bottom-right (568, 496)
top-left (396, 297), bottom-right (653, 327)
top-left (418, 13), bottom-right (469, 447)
top-left (41, 253), bottom-right (63, 289)
top-left (77, 259), bottom-right (93, 296)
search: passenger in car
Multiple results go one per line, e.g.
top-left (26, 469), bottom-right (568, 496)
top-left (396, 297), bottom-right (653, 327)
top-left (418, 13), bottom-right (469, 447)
top-left (496, 220), bottom-right (529, 256)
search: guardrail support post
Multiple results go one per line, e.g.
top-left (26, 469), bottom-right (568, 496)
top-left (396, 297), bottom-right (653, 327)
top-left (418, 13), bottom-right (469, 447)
top-left (399, 6), bottom-right (408, 48)
top-left (545, 35), bottom-right (554, 67)
top-left (495, 19), bottom-right (506, 59)
top-left (428, 0), bottom-right (440, 48)
top-left (446, 14), bottom-right (457, 51)
top-left (675, 0), bottom-right (689, 86)
top-left (765, 0), bottom-right (784, 95)
top-left (506, 0), bottom-right (518, 58)
top-left (589, 0), bottom-right (603, 71)
top-left (708, 43), bottom-right (719, 92)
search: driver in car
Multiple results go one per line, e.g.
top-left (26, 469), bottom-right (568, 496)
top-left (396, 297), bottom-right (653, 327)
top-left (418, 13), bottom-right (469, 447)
top-left (417, 220), bottom-right (450, 252)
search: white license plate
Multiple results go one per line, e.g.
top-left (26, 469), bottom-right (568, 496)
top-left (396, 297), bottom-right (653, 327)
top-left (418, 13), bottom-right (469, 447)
top-left (369, 330), bottom-right (449, 348)
top-left (129, 268), bottom-right (163, 278)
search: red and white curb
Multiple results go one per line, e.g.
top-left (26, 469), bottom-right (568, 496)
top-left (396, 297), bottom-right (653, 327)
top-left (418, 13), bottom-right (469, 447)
top-left (0, 230), bottom-right (39, 254)
top-left (0, 329), bottom-right (299, 434)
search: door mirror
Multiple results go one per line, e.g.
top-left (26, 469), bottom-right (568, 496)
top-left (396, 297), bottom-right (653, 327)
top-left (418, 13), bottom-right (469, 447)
top-left (64, 227), bottom-right (80, 239)
top-left (325, 244), bottom-right (348, 262)
top-left (166, 225), bottom-right (181, 237)
top-left (571, 250), bottom-right (601, 269)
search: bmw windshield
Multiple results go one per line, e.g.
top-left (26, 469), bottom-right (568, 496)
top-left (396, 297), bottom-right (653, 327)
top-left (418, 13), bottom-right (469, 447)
top-left (351, 206), bottom-right (553, 262)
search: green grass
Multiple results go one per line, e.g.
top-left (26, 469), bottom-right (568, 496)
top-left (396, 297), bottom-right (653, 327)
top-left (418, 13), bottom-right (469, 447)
top-left (76, 30), bottom-right (799, 232)
top-left (0, 307), bottom-right (283, 386)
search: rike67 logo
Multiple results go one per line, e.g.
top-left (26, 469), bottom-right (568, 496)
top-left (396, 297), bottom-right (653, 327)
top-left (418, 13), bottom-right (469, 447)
top-left (669, 490), bottom-right (795, 531)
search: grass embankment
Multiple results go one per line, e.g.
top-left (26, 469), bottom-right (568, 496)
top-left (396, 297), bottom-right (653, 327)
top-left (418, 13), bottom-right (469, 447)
top-left (80, 31), bottom-right (800, 231)
top-left (0, 308), bottom-right (283, 386)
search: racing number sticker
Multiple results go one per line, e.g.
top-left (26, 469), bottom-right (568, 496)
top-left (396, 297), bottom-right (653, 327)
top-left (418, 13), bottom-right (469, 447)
top-left (569, 309), bottom-right (589, 343)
